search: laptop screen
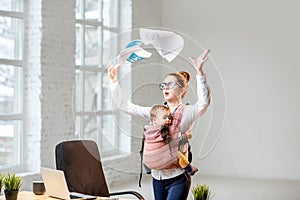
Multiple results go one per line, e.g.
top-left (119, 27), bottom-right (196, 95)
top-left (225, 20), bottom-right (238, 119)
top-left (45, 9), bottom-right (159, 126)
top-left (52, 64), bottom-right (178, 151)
top-left (41, 167), bottom-right (97, 200)
top-left (41, 167), bottom-right (72, 200)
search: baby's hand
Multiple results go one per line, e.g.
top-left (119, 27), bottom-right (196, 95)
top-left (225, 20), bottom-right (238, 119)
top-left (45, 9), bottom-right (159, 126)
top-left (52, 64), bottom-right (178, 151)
top-left (185, 129), bottom-right (192, 139)
top-left (165, 118), bottom-right (172, 126)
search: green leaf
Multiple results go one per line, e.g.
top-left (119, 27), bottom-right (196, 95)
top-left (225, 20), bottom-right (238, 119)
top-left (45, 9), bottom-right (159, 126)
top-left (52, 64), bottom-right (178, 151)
top-left (192, 183), bottom-right (211, 200)
top-left (3, 174), bottom-right (22, 191)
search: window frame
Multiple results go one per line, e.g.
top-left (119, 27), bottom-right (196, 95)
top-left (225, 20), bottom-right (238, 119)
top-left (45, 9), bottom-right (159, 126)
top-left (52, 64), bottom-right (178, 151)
top-left (75, 0), bottom-right (122, 156)
top-left (0, 7), bottom-right (24, 172)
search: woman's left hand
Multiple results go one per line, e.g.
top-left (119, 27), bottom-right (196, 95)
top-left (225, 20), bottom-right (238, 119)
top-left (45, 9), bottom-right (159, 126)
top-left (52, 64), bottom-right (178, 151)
top-left (189, 49), bottom-right (210, 76)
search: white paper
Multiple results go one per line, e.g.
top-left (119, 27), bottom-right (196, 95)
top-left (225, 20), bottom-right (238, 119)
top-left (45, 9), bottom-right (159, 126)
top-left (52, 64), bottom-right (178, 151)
top-left (116, 40), bottom-right (152, 65)
top-left (140, 28), bottom-right (184, 62)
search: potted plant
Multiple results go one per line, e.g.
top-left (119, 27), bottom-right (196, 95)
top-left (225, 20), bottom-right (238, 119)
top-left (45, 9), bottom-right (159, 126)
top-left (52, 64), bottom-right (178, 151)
top-left (192, 183), bottom-right (212, 200)
top-left (0, 173), bottom-right (4, 194)
top-left (3, 174), bottom-right (22, 200)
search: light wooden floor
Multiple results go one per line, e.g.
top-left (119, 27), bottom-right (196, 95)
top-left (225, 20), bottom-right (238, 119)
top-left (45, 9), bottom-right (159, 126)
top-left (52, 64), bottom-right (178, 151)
top-left (109, 174), bottom-right (300, 200)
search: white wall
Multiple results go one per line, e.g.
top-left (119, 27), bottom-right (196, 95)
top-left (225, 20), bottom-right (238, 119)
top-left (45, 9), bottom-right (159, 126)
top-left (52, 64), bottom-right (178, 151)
top-left (160, 0), bottom-right (300, 180)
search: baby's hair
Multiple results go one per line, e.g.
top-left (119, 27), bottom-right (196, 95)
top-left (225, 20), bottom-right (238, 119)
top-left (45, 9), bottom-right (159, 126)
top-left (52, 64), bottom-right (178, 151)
top-left (150, 104), bottom-right (170, 122)
top-left (150, 104), bottom-right (171, 143)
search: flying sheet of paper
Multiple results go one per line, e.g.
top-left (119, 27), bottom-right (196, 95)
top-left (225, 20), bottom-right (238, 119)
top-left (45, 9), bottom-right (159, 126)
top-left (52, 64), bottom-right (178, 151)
top-left (139, 28), bottom-right (184, 62)
top-left (95, 40), bottom-right (152, 92)
top-left (116, 40), bottom-right (152, 65)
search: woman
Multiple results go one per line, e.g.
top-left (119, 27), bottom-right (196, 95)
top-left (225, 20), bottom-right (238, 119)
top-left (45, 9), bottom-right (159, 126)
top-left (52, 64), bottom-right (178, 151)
top-left (108, 49), bottom-right (211, 200)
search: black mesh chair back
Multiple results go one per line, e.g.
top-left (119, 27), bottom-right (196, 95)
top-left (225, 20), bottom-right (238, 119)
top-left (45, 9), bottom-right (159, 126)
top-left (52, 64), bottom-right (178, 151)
top-left (55, 140), bottom-right (145, 199)
top-left (55, 140), bottom-right (110, 197)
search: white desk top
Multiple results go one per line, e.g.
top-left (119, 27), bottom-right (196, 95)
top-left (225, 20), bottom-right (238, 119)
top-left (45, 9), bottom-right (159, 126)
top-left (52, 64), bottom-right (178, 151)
top-left (0, 191), bottom-right (134, 200)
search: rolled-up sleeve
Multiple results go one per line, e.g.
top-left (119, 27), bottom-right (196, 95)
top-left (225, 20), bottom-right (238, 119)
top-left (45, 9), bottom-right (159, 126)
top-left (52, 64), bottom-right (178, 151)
top-left (180, 75), bottom-right (210, 133)
top-left (197, 74), bottom-right (210, 108)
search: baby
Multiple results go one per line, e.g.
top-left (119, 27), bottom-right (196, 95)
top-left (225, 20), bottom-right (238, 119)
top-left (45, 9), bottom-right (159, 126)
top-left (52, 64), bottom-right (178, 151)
top-left (149, 104), bottom-right (198, 175)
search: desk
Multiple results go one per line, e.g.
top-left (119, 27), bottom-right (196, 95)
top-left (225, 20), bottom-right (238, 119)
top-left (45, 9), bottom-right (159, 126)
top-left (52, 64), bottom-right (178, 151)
top-left (0, 191), bottom-right (134, 200)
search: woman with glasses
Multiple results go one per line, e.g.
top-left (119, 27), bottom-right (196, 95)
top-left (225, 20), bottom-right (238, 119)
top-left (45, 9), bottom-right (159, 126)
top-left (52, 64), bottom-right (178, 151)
top-left (108, 49), bottom-right (211, 200)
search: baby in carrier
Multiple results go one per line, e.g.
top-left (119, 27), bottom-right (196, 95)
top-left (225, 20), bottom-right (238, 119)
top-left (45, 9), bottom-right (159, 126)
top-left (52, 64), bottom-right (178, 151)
top-left (146, 104), bottom-right (198, 175)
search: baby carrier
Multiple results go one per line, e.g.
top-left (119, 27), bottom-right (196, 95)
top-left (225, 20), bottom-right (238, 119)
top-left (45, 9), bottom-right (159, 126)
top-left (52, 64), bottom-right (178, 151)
top-left (138, 104), bottom-right (193, 187)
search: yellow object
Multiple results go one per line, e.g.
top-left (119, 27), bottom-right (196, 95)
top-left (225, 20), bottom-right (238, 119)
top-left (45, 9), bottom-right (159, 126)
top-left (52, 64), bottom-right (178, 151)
top-left (178, 151), bottom-right (189, 168)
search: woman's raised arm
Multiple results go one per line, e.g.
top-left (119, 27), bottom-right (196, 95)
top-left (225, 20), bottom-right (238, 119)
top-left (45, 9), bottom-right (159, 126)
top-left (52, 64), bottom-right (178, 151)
top-left (108, 62), bottom-right (151, 120)
top-left (180, 50), bottom-right (211, 132)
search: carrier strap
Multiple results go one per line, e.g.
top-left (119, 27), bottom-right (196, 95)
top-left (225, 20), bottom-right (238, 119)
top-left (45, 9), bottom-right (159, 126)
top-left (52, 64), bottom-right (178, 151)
top-left (138, 135), bottom-right (145, 187)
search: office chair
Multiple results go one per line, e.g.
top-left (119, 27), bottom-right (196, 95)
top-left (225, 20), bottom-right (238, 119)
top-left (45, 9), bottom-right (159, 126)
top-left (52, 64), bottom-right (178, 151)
top-left (55, 140), bottom-right (145, 200)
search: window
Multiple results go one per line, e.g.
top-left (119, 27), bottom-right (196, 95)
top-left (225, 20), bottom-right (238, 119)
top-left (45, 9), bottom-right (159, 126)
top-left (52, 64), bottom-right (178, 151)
top-left (75, 0), bottom-right (122, 155)
top-left (0, 0), bottom-right (24, 170)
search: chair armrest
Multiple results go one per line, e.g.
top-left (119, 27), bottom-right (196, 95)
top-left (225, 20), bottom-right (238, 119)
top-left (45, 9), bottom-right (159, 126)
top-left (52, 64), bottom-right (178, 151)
top-left (109, 191), bottom-right (145, 200)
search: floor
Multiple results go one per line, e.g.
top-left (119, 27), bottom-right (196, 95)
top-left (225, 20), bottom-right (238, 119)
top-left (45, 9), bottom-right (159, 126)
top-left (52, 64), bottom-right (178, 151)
top-left (109, 174), bottom-right (300, 200)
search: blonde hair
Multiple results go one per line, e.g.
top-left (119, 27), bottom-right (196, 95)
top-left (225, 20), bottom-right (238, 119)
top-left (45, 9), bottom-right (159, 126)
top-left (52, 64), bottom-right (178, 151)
top-left (150, 105), bottom-right (170, 122)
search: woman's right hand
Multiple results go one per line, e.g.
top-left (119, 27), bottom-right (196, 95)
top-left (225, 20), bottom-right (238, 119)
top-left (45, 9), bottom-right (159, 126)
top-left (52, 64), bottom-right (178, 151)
top-left (108, 62), bottom-right (120, 83)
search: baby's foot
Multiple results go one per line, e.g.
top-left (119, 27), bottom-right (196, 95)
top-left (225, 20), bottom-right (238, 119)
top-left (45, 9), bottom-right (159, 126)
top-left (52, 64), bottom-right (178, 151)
top-left (189, 166), bottom-right (198, 176)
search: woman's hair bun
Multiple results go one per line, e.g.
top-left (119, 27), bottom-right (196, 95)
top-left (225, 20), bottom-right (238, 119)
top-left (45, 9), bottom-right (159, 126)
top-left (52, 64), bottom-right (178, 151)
top-left (179, 71), bottom-right (190, 82)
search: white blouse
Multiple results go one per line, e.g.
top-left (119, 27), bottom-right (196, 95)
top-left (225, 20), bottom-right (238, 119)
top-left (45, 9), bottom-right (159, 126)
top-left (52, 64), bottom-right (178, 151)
top-left (110, 74), bottom-right (210, 180)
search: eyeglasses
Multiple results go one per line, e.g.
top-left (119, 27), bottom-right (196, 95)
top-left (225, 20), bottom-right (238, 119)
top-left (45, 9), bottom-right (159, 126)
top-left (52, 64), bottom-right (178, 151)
top-left (159, 82), bottom-right (182, 90)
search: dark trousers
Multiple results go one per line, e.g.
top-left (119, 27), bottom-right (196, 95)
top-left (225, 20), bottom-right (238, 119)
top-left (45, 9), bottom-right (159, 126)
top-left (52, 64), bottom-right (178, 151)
top-left (152, 173), bottom-right (191, 200)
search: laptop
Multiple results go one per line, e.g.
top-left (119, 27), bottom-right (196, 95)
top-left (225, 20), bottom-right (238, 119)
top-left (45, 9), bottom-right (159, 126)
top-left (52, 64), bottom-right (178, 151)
top-left (41, 167), bottom-right (97, 200)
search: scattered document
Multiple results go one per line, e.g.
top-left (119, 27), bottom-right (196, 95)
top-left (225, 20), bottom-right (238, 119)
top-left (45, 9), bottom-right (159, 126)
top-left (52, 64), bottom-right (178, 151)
top-left (116, 40), bottom-right (152, 65)
top-left (139, 28), bottom-right (184, 62)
